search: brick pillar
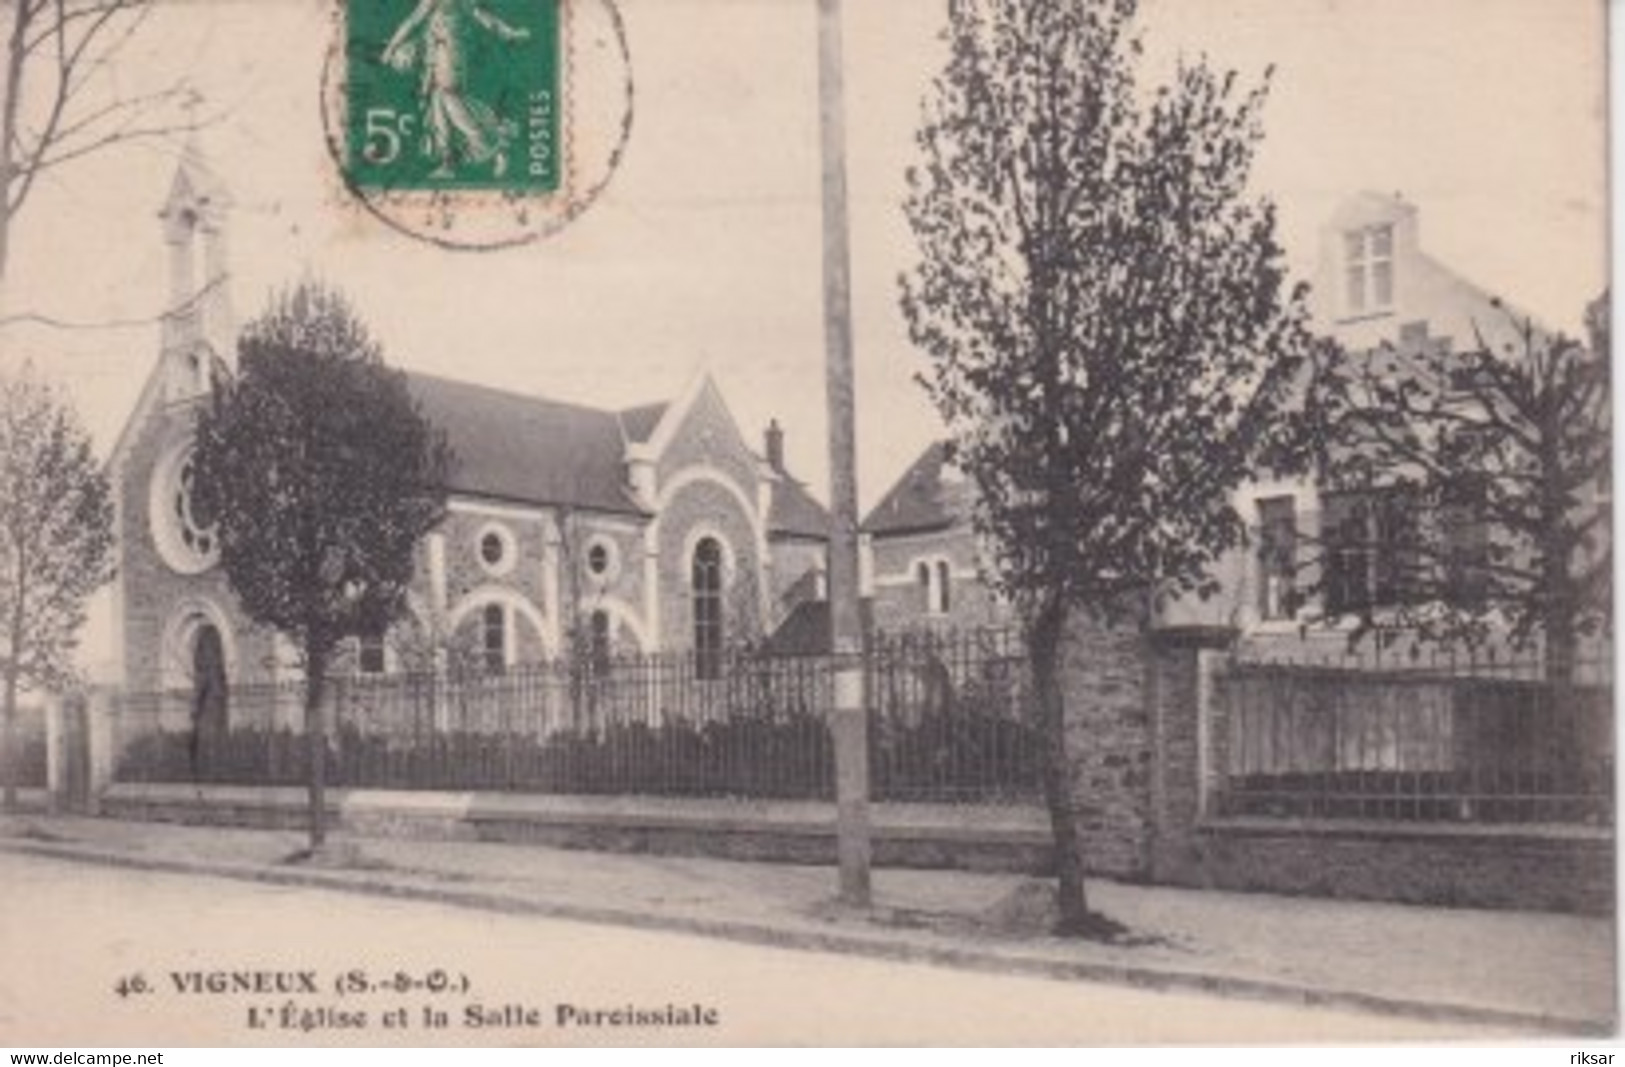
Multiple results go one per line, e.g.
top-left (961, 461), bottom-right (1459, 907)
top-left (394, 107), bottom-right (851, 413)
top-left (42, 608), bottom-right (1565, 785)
top-left (1059, 613), bottom-right (1154, 880)
top-left (1147, 626), bottom-right (1235, 882)
top-left (85, 687), bottom-right (119, 815)
top-left (43, 693), bottom-right (63, 812)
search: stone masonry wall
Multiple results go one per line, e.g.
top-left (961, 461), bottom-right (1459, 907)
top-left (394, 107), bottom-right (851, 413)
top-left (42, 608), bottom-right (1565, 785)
top-left (868, 527), bottom-right (1007, 634)
top-left (1057, 613), bottom-right (1154, 880)
top-left (117, 397), bottom-right (277, 693)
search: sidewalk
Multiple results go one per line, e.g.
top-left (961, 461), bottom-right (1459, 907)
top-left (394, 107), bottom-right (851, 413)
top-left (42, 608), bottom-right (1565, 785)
top-left (0, 810), bottom-right (1614, 1036)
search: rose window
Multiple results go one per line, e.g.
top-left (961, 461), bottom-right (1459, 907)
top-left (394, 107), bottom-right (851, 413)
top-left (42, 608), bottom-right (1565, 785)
top-left (174, 458), bottom-right (216, 559)
top-left (151, 445), bottom-right (220, 574)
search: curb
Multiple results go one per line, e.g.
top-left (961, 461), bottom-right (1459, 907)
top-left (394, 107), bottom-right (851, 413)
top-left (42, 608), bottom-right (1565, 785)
top-left (0, 837), bottom-right (1610, 1038)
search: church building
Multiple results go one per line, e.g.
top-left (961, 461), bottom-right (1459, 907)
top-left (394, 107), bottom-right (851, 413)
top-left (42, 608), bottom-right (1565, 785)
top-left (106, 147), bottom-right (831, 703)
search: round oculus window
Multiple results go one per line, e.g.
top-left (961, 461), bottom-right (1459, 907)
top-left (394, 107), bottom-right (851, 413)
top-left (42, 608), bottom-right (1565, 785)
top-left (583, 536), bottom-right (620, 583)
top-left (475, 524), bottom-right (516, 575)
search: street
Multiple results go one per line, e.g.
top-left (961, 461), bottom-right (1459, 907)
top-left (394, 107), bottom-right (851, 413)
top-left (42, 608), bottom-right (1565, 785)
top-left (0, 851), bottom-right (1491, 1046)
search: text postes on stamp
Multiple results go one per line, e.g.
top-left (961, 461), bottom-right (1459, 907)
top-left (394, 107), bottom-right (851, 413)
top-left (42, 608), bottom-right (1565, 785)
top-left (346, 0), bottom-right (561, 193)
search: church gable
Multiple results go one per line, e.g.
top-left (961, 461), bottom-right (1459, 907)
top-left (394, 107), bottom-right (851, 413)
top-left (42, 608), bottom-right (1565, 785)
top-left (114, 394), bottom-right (278, 693)
top-left (650, 377), bottom-right (761, 506)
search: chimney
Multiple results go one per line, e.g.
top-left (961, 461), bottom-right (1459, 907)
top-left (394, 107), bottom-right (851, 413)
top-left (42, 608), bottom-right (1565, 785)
top-left (764, 419), bottom-right (785, 471)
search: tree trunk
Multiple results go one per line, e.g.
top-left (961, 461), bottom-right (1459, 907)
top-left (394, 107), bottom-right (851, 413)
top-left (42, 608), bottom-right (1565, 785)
top-left (304, 644), bottom-right (329, 851)
top-left (2, 551), bottom-right (25, 813)
top-left (1028, 597), bottom-right (1098, 936)
top-left (1543, 593), bottom-right (1584, 803)
top-left (0, 3), bottom-right (32, 287)
top-left (1, 659), bottom-right (18, 812)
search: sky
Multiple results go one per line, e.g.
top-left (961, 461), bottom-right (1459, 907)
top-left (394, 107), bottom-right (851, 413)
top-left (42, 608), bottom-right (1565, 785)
top-left (0, 0), bottom-right (1610, 515)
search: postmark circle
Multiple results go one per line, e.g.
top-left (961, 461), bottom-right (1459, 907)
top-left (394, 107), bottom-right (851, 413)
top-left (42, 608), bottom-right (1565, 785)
top-left (320, 0), bottom-right (634, 251)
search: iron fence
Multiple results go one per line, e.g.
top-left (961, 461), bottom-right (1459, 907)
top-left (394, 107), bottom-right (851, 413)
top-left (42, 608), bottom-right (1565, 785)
top-left (1216, 651), bottom-right (1613, 824)
top-left (1, 706), bottom-right (49, 789)
top-left (866, 627), bottom-right (1038, 803)
top-left (113, 628), bottom-right (1042, 803)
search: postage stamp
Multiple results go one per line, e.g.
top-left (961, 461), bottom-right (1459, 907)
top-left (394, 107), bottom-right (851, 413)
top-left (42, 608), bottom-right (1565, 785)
top-left (323, 0), bottom-right (632, 250)
top-left (344, 0), bottom-right (562, 193)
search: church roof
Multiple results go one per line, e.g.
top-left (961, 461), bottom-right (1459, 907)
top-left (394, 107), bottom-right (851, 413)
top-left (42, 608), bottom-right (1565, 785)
top-left (862, 441), bottom-right (967, 537)
top-left (408, 373), bottom-right (648, 516)
top-left (766, 474), bottom-right (830, 540)
top-left (618, 402), bottom-right (667, 443)
top-left (407, 372), bottom-right (829, 536)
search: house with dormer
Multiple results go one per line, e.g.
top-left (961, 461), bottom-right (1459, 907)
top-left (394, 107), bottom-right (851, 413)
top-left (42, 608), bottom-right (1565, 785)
top-left (862, 192), bottom-right (1559, 649)
top-left (108, 146), bottom-right (831, 711)
top-left (1219, 190), bottom-right (1558, 650)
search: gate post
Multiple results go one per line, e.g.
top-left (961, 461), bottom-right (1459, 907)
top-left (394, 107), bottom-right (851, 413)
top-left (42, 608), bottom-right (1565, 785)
top-left (43, 693), bottom-right (63, 812)
top-left (84, 686), bottom-right (118, 815)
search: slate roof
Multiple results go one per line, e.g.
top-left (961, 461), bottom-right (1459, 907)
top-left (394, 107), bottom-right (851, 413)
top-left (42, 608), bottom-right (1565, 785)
top-left (760, 597), bottom-right (875, 657)
top-left (767, 474), bottom-right (830, 539)
top-left (619, 402), bottom-right (667, 443)
top-left (407, 372), bottom-right (829, 536)
top-left (861, 441), bottom-right (967, 536)
top-left (408, 373), bottom-right (647, 516)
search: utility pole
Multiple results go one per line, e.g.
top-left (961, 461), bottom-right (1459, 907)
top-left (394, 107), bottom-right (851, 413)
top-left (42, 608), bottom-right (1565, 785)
top-left (817, 0), bottom-right (871, 908)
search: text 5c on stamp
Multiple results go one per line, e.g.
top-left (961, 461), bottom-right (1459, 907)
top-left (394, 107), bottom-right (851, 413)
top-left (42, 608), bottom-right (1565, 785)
top-left (344, 0), bottom-right (561, 192)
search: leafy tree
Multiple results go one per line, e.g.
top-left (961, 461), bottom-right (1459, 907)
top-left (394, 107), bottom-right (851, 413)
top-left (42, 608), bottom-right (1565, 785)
top-left (1305, 295), bottom-right (1611, 685)
top-left (900, 0), bottom-right (1310, 936)
top-left (0, 366), bottom-right (115, 810)
top-left (192, 282), bottom-right (452, 849)
top-left (2, 1), bottom-right (196, 285)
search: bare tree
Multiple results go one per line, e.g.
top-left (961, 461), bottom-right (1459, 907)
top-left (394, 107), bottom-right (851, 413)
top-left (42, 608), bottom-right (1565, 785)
top-left (0, 365), bottom-right (115, 810)
top-left (1305, 296), bottom-right (1611, 685)
top-left (1, 0), bottom-right (195, 284)
top-left (900, 0), bottom-right (1311, 936)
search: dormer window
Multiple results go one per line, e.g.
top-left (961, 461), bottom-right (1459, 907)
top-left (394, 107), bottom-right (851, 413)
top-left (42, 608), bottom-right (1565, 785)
top-left (1344, 224), bottom-right (1394, 316)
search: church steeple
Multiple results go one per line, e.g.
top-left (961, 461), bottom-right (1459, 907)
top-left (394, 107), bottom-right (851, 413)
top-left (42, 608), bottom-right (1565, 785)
top-left (157, 133), bottom-right (234, 400)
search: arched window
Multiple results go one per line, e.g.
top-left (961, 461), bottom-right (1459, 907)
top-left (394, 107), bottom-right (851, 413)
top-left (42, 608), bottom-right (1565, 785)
top-left (692, 537), bottom-right (724, 679)
top-left (481, 603), bottom-right (506, 673)
top-left (915, 557), bottom-right (952, 616)
top-left (589, 609), bottom-right (612, 677)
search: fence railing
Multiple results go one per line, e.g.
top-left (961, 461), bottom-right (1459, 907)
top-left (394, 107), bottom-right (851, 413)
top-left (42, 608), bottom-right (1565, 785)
top-left (866, 626), bottom-right (1037, 803)
top-left (1215, 654), bottom-right (1613, 825)
top-left (112, 629), bottom-right (1041, 804)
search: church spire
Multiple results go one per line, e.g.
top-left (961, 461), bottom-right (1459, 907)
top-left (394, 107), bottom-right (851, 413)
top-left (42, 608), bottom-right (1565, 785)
top-left (157, 126), bottom-right (234, 399)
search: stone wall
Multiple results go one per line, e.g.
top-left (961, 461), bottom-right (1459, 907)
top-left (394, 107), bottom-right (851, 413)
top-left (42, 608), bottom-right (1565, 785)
top-left (1186, 820), bottom-right (1614, 914)
top-left (867, 526), bottom-right (1008, 634)
top-left (1056, 613), bottom-right (1154, 879)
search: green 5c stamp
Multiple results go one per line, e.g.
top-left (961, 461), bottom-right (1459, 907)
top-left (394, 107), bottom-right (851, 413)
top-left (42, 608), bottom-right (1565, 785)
top-left (346, 0), bottom-right (560, 192)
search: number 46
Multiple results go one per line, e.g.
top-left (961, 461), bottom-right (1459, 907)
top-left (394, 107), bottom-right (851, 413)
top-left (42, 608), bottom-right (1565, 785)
top-left (362, 108), bottom-right (416, 166)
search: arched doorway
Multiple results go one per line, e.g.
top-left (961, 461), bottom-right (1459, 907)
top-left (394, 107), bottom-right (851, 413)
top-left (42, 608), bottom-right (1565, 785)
top-left (190, 623), bottom-right (229, 777)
